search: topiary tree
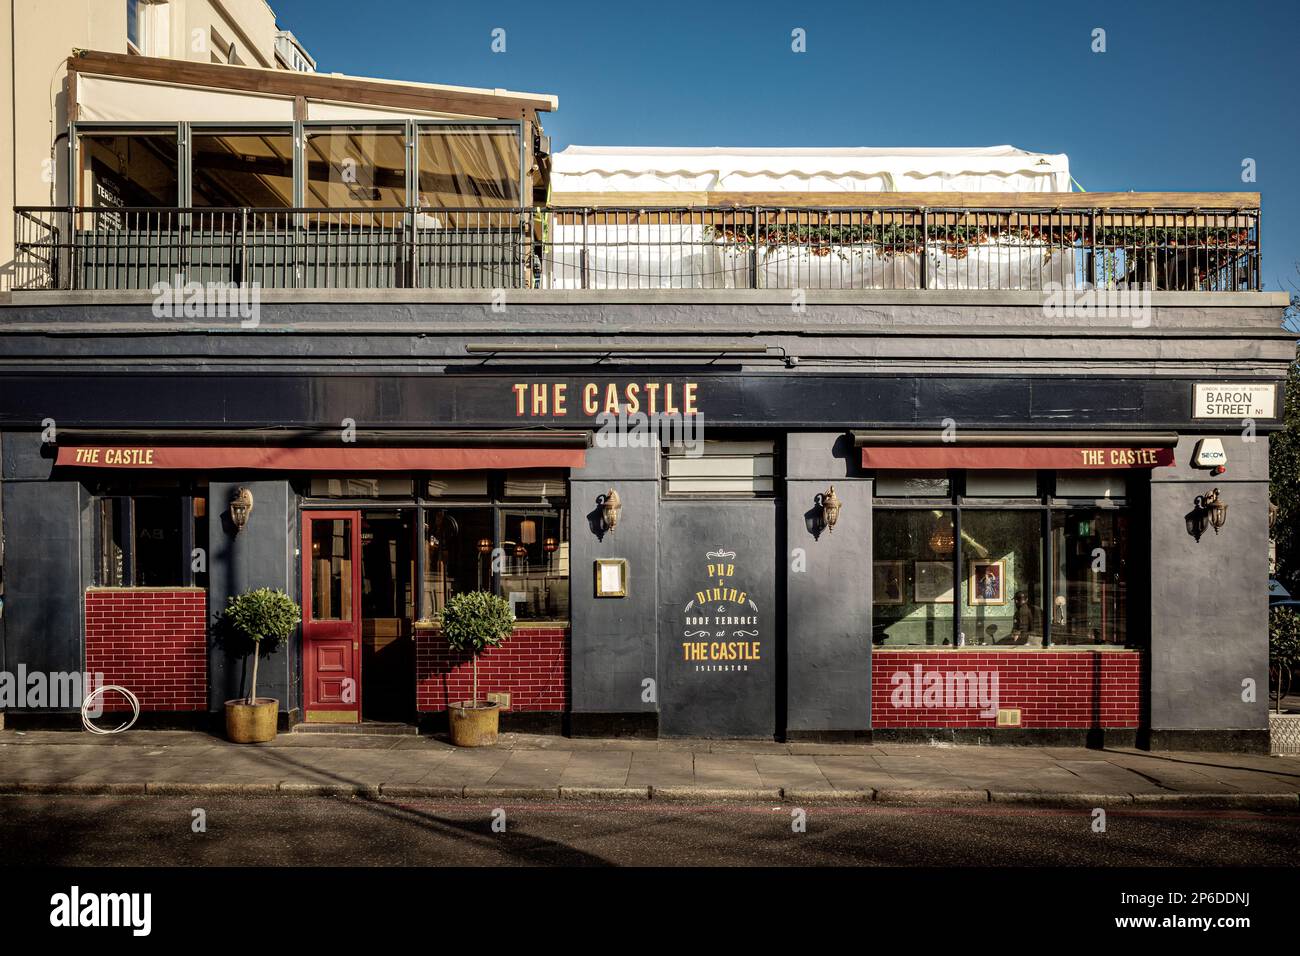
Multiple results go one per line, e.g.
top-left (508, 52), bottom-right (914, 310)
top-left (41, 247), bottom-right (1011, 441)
top-left (439, 590), bottom-right (514, 707)
top-left (222, 588), bottom-right (301, 705)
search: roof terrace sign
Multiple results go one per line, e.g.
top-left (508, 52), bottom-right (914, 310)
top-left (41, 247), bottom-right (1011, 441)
top-left (1193, 383), bottom-right (1277, 420)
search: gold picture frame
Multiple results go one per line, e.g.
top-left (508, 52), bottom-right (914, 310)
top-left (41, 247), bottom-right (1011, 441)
top-left (968, 559), bottom-right (1007, 606)
top-left (594, 558), bottom-right (628, 598)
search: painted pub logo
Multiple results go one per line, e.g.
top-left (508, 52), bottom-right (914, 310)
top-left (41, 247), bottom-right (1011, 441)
top-left (682, 548), bottom-right (760, 672)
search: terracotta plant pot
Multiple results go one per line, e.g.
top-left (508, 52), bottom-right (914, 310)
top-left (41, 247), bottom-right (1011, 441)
top-left (448, 700), bottom-right (500, 747)
top-left (225, 698), bottom-right (279, 743)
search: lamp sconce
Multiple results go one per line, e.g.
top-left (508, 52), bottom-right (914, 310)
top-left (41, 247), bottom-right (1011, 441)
top-left (229, 487), bottom-right (254, 534)
top-left (812, 485), bottom-right (843, 537)
top-left (1186, 487), bottom-right (1228, 542)
top-left (600, 489), bottom-right (622, 534)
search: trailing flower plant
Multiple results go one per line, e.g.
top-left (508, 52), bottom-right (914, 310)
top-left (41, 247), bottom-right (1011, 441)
top-left (438, 590), bottom-right (514, 707)
top-left (222, 588), bottom-right (301, 705)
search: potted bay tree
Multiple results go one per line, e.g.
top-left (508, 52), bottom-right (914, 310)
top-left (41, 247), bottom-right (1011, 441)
top-left (440, 590), bottom-right (513, 747)
top-left (222, 587), bottom-right (301, 744)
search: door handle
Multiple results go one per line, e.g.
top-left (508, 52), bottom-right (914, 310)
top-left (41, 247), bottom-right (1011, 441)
top-left (354, 642), bottom-right (360, 650)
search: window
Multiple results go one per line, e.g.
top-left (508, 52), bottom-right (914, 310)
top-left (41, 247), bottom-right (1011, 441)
top-left (417, 125), bottom-right (522, 209)
top-left (309, 519), bottom-right (353, 620)
top-left (872, 510), bottom-right (956, 647)
top-left (875, 471), bottom-right (950, 498)
top-left (128, 1), bottom-right (169, 57)
top-left (663, 440), bottom-right (776, 495)
top-left (127, 0), bottom-right (141, 49)
top-left (308, 476), bottom-right (415, 498)
top-left (426, 472), bottom-right (489, 497)
top-left (965, 470), bottom-right (1038, 498)
top-left (1050, 509), bottom-right (1129, 645)
top-left (94, 488), bottom-right (207, 587)
top-left (960, 510), bottom-right (1043, 646)
top-left (419, 475), bottom-right (569, 622)
top-left (1055, 471), bottom-right (1128, 499)
top-left (871, 471), bottom-right (1135, 648)
top-left (304, 125), bottom-right (407, 208)
top-left (304, 470), bottom-right (569, 622)
top-left (501, 510), bottom-right (569, 620)
top-left (191, 130), bottom-right (294, 208)
top-left (79, 132), bottom-right (180, 209)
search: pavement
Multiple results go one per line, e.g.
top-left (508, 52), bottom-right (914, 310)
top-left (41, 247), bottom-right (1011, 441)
top-left (3, 729), bottom-right (1300, 807)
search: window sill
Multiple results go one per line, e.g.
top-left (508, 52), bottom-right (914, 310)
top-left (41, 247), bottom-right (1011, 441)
top-left (873, 644), bottom-right (1139, 652)
top-left (86, 585), bottom-right (206, 592)
top-left (413, 619), bottom-right (570, 630)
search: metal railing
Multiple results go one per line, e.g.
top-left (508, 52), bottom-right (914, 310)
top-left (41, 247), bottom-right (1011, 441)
top-left (14, 204), bottom-right (1261, 293)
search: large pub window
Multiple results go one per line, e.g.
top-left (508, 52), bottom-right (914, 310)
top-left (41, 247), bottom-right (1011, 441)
top-left (304, 470), bottom-right (569, 623)
top-left (93, 480), bottom-right (208, 588)
top-left (871, 470), bottom-right (1133, 648)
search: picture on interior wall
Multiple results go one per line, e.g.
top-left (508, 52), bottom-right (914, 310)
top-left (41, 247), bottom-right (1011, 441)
top-left (968, 559), bottom-right (1007, 606)
top-left (913, 561), bottom-right (954, 604)
top-left (872, 561), bottom-right (905, 605)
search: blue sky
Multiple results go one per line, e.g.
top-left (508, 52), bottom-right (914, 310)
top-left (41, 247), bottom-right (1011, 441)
top-left (270, 0), bottom-right (1299, 292)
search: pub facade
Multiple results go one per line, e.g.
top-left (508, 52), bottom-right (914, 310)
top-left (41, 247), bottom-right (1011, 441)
top-left (0, 52), bottom-right (1290, 750)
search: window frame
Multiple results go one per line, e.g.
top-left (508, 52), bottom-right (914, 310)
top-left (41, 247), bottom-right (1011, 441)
top-left (91, 480), bottom-right (206, 588)
top-left (871, 469), bottom-right (1139, 649)
top-left (69, 118), bottom-right (528, 213)
top-left (660, 436), bottom-right (779, 499)
top-left (299, 471), bottom-right (570, 623)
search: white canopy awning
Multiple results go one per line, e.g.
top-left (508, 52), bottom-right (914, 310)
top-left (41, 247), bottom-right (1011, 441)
top-left (552, 145), bottom-right (1071, 194)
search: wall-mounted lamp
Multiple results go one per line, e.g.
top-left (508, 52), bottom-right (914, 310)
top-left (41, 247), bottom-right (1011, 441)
top-left (229, 487), bottom-right (254, 534)
top-left (477, 537), bottom-right (492, 554)
top-left (1205, 488), bottom-right (1228, 534)
top-left (819, 485), bottom-right (842, 535)
top-left (600, 489), bottom-right (622, 534)
top-left (1186, 487), bottom-right (1228, 542)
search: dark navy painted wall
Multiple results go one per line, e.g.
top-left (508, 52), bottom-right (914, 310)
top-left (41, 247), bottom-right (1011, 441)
top-left (784, 433), bottom-right (874, 734)
top-left (0, 433), bottom-right (83, 702)
top-left (1148, 436), bottom-right (1270, 734)
top-left (207, 480), bottom-right (300, 715)
top-left (657, 499), bottom-right (777, 738)
top-left (568, 442), bottom-right (659, 715)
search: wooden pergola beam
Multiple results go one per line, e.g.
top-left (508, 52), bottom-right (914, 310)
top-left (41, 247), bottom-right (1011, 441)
top-left (68, 50), bottom-right (555, 121)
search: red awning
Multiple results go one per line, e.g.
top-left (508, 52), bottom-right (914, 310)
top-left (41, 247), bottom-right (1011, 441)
top-left (860, 445), bottom-right (1174, 470)
top-left (55, 445), bottom-right (586, 471)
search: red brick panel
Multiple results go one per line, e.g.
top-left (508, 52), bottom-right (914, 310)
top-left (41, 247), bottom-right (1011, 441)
top-left (416, 626), bottom-right (568, 712)
top-left (84, 589), bottom-right (208, 712)
top-left (871, 651), bottom-right (1142, 729)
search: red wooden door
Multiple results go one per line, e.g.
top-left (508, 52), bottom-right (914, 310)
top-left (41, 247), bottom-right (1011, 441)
top-left (302, 511), bottom-right (362, 723)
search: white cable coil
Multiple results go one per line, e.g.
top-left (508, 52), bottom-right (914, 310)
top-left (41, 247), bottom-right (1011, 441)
top-left (81, 685), bottom-right (141, 735)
